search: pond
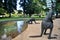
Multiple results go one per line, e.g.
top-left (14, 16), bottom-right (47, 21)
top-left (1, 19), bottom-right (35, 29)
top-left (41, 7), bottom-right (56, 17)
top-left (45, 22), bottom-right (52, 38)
top-left (0, 21), bottom-right (28, 39)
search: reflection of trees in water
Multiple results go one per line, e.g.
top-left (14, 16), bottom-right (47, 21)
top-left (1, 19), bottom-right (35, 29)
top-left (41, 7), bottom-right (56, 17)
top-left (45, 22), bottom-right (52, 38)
top-left (0, 22), bottom-right (7, 37)
top-left (17, 21), bottom-right (24, 33)
top-left (0, 21), bottom-right (28, 38)
top-left (0, 22), bottom-right (7, 25)
top-left (0, 21), bottom-right (17, 38)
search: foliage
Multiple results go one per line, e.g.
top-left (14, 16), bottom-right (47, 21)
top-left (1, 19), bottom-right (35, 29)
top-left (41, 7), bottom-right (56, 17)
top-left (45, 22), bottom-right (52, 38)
top-left (0, 0), bottom-right (17, 17)
top-left (18, 10), bottom-right (23, 13)
top-left (0, 8), bottom-right (6, 14)
top-left (20, 0), bottom-right (46, 17)
top-left (56, 0), bottom-right (60, 12)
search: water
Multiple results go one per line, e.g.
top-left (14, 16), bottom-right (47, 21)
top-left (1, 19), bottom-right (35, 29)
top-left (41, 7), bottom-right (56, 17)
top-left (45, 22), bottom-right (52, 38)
top-left (0, 21), bottom-right (27, 38)
top-left (17, 21), bottom-right (24, 33)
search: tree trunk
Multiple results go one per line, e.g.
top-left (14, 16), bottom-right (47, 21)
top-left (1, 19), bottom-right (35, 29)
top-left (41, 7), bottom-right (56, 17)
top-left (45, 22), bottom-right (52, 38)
top-left (9, 13), bottom-right (11, 18)
top-left (29, 14), bottom-right (32, 17)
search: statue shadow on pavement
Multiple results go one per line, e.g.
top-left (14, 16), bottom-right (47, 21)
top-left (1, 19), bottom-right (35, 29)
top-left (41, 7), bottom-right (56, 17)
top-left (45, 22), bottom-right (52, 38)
top-left (29, 34), bottom-right (57, 39)
top-left (29, 35), bottom-right (41, 38)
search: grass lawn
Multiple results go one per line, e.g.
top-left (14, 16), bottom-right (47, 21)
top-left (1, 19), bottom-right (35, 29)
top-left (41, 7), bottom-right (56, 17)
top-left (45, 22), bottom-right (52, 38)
top-left (0, 17), bottom-right (45, 22)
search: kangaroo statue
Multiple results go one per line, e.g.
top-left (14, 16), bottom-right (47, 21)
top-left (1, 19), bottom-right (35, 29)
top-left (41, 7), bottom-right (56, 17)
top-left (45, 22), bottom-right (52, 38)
top-left (27, 18), bottom-right (36, 24)
top-left (40, 10), bottom-right (54, 39)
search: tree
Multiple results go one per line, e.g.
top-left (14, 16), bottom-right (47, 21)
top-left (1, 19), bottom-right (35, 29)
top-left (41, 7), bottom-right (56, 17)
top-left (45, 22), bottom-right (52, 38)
top-left (20, 0), bottom-right (46, 17)
top-left (0, 8), bottom-right (6, 15)
top-left (0, 0), bottom-right (17, 17)
top-left (0, 0), bottom-right (7, 15)
top-left (4, 0), bottom-right (17, 17)
top-left (56, 0), bottom-right (60, 13)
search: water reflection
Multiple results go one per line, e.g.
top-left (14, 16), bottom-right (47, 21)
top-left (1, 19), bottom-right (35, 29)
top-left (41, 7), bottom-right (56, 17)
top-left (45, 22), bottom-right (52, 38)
top-left (0, 21), bottom-right (28, 39)
top-left (17, 21), bottom-right (24, 33)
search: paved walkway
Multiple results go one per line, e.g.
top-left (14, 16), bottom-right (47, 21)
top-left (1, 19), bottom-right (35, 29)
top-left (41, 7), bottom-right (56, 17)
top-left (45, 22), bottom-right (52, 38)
top-left (12, 18), bottom-right (60, 40)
